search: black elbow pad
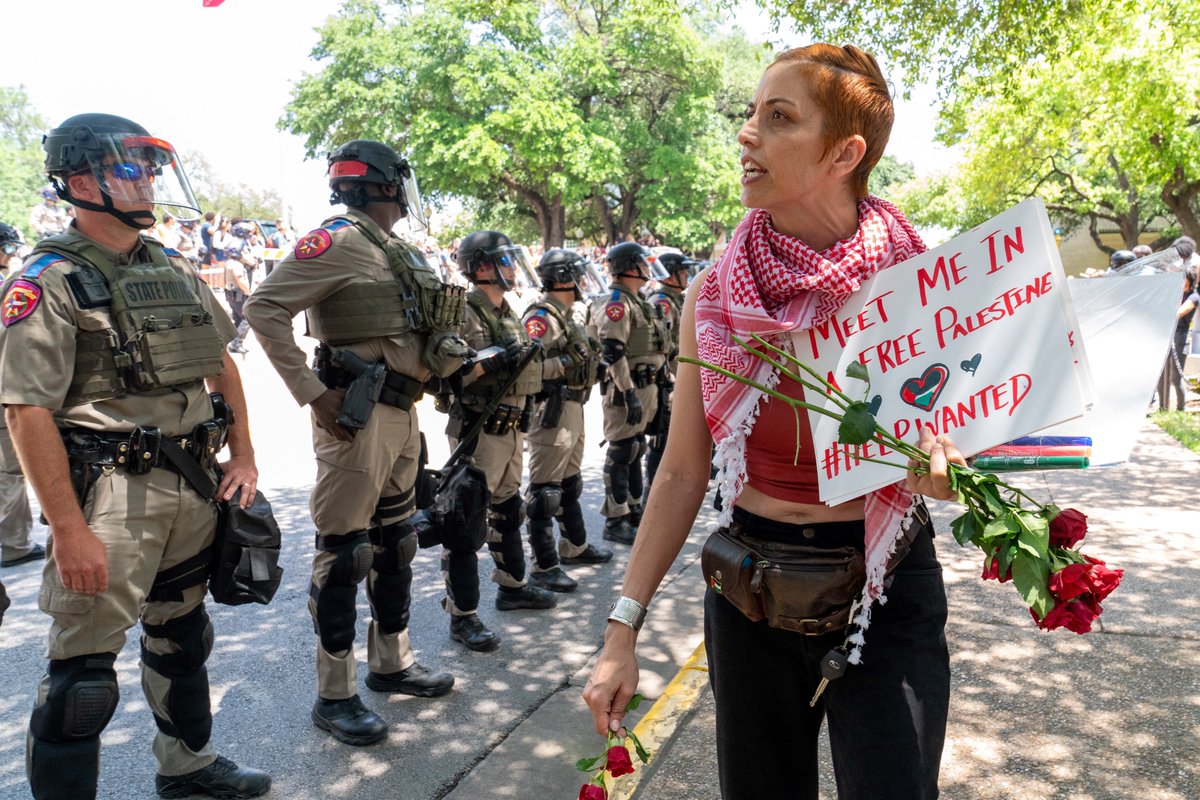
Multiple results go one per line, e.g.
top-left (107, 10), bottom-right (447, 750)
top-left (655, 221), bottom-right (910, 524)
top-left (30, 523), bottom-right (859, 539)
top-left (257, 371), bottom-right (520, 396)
top-left (602, 339), bottom-right (626, 365)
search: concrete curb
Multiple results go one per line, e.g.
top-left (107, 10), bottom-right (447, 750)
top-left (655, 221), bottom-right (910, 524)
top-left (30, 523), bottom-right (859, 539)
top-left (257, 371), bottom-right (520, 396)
top-left (609, 642), bottom-right (710, 800)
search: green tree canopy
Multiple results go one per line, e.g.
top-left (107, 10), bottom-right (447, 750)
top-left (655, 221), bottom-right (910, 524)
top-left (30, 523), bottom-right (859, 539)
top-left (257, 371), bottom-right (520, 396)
top-left (0, 86), bottom-right (49, 241)
top-left (282, 0), bottom-right (757, 251)
top-left (183, 151), bottom-right (286, 222)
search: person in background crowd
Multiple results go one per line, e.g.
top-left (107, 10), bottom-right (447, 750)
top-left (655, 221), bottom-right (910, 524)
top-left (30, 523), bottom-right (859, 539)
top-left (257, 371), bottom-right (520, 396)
top-left (1132, 243), bottom-right (1153, 259)
top-left (177, 220), bottom-right (199, 268)
top-left (265, 219), bottom-right (294, 278)
top-left (29, 188), bottom-right (69, 240)
top-left (1107, 249), bottom-right (1136, 272)
top-left (152, 213), bottom-right (185, 251)
top-left (5, 111), bottom-right (268, 800)
top-left (1160, 237), bottom-right (1199, 411)
top-left (0, 222), bottom-right (41, 572)
top-left (199, 210), bottom-right (218, 276)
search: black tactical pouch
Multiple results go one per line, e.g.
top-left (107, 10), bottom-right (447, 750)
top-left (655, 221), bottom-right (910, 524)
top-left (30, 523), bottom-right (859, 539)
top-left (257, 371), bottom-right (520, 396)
top-left (209, 488), bottom-right (284, 606)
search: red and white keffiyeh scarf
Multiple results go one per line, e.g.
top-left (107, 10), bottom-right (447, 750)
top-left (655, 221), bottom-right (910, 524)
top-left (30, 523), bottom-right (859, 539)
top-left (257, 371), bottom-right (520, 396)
top-left (695, 197), bottom-right (926, 663)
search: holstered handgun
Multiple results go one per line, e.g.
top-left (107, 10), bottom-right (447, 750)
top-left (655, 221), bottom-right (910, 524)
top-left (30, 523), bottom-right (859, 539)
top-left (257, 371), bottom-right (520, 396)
top-left (331, 349), bottom-right (387, 431)
top-left (539, 381), bottom-right (566, 429)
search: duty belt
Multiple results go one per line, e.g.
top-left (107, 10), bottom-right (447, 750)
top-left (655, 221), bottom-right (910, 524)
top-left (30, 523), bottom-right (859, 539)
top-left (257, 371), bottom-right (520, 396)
top-left (563, 386), bottom-right (590, 403)
top-left (62, 426), bottom-right (221, 475)
top-left (325, 365), bottom-right (424, 411)
top-left (630, 364), bottom-right (659, 388)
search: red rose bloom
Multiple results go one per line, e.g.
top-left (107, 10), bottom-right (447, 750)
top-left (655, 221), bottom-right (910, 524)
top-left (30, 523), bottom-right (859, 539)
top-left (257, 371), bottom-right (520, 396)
top-left (1083, 556), bottom-right (1123, 601)
top-left (1032, 598), bottom-right (1098, 634)
top-left (578, 784), bottom-right (608, 800)
top-left (1049, 508), bottom-right (1088, 548)
top-left (1048, 563), bottom-right (1090, 601)
top-left (606, 745), bottom-right (635, 778)
top-left (981, 551), bottom-right (1012, 583)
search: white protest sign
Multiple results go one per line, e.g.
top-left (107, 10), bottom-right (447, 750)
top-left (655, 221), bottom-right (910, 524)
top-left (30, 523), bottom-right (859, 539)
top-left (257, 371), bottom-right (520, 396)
top-left (1032, 272), bottom-right (1181, 465)
top-left (790, 198), bottom-right (1092, 505)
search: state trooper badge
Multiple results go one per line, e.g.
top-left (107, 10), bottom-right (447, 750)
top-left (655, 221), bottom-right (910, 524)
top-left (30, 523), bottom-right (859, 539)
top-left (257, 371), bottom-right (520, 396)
top-left (295, 229), bottom-right (333, 260)
top-left (2, 280), bottom-right (42, 327)
top-left (525, 315), bottom-right (548, 339)
top-left (605, 302), bottom-right (625, 322)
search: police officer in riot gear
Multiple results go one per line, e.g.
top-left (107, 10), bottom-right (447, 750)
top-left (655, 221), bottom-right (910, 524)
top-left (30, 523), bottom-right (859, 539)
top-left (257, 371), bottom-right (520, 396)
top-left (1, 113), bottom-right (269, 799)
top-left (522, 249), bottom-right (612, 593)
top-left (441, 230), bottom-right (556, 651)
top-left (642, 251), bottom-right (695, 503)
top-left (245, 139), bottom-right (466, 746)
top-left (588, 242), bottom-right (670, 545)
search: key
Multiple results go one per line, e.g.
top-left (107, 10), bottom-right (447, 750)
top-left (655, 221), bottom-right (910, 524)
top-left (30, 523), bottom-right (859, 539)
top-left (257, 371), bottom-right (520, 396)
top-left (809, 646), bottom-right (849, 707)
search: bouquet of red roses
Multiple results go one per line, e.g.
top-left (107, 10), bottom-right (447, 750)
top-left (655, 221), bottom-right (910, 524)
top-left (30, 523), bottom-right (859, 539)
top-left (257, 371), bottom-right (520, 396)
top-left (683, 334), bottom-right (1123, 632)
top-left (574, 694), bottom-right (650, 799)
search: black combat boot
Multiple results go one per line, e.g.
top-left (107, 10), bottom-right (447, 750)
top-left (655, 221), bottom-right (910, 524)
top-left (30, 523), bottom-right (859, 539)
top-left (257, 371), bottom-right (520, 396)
top-left (450, 613), bottom-right (501, 652)
top-left (529, 566), bottom-right (578, 593)
top-left (366, 663), bottom-right (455, 697)
top-left (560, 542), bottom-right (614, 565)
top-left (603, 516), bottom-right (636, 545)
top-left (156, 755), bottom-right (271, 799)
top-left (496, 583), bottom-right (558, 610)
top-left (311, 695), bottom-right (387, 746)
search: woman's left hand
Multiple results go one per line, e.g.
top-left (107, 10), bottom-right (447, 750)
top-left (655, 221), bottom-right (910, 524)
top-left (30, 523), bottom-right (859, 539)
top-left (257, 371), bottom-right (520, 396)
top-left (906, 425), bottom-right (965, 501)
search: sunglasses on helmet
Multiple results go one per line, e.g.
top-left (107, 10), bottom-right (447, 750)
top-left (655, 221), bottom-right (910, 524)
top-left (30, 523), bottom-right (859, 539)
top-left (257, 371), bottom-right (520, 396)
top-left (106, 161), bottom-right (160, 182)
top-left (1, 242), bottom-right (20, 256)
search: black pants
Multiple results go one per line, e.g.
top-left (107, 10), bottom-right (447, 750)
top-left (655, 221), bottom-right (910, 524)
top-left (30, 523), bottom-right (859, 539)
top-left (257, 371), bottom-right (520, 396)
top-left (704, 508), bottom-right (949, 800)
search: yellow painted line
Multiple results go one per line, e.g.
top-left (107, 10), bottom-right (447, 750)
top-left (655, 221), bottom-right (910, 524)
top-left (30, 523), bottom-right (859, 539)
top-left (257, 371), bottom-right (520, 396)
top-left (605, 641), bottom-right (710, 800)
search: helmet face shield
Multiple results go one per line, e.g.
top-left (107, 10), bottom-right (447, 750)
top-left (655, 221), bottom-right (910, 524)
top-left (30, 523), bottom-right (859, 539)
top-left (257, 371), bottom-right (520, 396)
top-left (400, 167), bottom-right (428, 231)
top-left (645, 253), bottom-right (670, 281)
top-left (574, 257), bottom-right (606, 297)
top-left (74, 134), bottom-right (200, 220)
top-left (479, 244), bottom-right (535, 290)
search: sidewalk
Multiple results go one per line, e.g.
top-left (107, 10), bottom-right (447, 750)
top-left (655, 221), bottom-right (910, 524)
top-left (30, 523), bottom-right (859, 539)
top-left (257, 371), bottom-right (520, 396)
top-left (620, 419), bottom-right (1199, 800)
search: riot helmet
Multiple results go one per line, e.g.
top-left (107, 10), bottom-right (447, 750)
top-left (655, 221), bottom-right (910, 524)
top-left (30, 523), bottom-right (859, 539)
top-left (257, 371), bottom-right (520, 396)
top-left (657, 251), bottom-right (698, 288)
top-left (1108, 249), bottom-right (1136, 270)
top-left (458, 230), bottom-right (534, 290)
top-left (327, 139), bottom-right (428, 229)
top-left (43, 113), bottom-right (199, 230)
top-left (0, 222), bottom-right (23, 259)
top-left (606, 241), bottom-right (665, 282)
top-left (537, 248), bottom-right (604, 300)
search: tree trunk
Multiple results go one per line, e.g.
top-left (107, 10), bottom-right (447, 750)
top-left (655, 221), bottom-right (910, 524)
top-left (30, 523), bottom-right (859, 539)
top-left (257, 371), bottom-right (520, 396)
top-left (618, 187), bottom-right (639, 243)
top-left (1162, 166), bottom-right (1200, 241)
top-left (593, 193), bottom-right (617, 246)
top-left (545, 198), bottom-right (565, 249)
top-left (503, 176), bottom-right (553, 249)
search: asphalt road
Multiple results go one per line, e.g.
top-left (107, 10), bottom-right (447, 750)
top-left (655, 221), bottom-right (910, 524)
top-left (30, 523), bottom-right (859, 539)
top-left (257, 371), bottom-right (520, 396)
top-left (0, 322), bottom-right (662, 800)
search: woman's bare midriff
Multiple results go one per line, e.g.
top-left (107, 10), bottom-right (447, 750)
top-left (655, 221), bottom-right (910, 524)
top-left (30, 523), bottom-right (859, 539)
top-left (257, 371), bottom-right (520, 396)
top-left (736, 483), bottom-right (866, 524)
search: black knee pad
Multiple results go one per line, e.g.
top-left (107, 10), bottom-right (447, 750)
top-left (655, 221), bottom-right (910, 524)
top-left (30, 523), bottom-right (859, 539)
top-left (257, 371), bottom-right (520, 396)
top-left (443, 549), bottom-right (480, 612)
top-left (562, 473), bottom-right (583, 504)
top-left (314, 530), bottom-right (372, 654)
top-left (370, 522), bottom-right (417, 574)
top-left (140, 606), bottom-right (214, 679)
top-left (525, 483), bottom-right (562, 520)
top-left (633, 434), bottom-right (648, 461)
top-left (29, 653), bottom-right (119, 744)
top-left (150, 667), bottom-right (213, 753)
top-left (368, 568), bottom-right (412, 635)
top-left (489, 494), bottom-right (525, 536)
top-left (608, 437), bottom-right (638, 466)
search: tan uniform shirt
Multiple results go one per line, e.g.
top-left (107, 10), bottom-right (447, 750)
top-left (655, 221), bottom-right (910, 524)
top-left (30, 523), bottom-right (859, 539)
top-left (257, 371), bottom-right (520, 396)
top-left (0, 226), bottom-right (235, 437)
top-left (243, 209), bottom-right (431, 407)
top-left (460, 289), bottom-right (527, 407)
top-left (588, 284), bottom-right (666, 392)
top-left (647, 283), bottom-right (684, 377)
top-left (523, 294), bottom-right (576, 385)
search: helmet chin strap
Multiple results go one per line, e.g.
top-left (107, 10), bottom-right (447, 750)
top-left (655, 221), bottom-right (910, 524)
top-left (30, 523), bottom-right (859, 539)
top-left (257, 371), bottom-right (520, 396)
top-left (67, 191), bottom-right (156, 230)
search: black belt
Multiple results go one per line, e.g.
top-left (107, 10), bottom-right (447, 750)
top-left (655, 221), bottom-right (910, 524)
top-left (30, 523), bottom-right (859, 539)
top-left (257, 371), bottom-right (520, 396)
top-left (62, 428), bottom-right (219, 474)
top-left (328, 366), bottom-right (424, 410)
top-left (631, 364), bottom-right (659, 388)
top-left (564, 386), bottom-right (590, 403)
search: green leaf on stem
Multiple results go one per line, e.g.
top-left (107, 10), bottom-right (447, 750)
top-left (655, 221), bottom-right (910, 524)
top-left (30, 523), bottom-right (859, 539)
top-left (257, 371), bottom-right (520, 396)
top-left (975, 479), bottom-right (1008, 516)
top-left (838, 402), bottom-right (877, 446)
top-left (1010, 550), bottom-right (1052, 617)
top-left (1015, 510), bottom-right (1049, 560)
top-left (845, 361), bottom-right (870, 383)
top-left (625, 693), bottom-right (644, 713)
top-left (997, 541), bottom-right (1017, 579)
top-left (627, 729), bottom-right (651, 764)
top-left (950, 509), bottom-right (983, 546)
top-left (576, 755), bottom-right (603, 772)
top-left (981, 514), bottom-right (1018, 544)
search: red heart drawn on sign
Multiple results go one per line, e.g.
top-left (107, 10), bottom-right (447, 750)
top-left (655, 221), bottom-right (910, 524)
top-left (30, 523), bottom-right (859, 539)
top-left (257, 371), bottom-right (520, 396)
top-left (899, 363), bottom-right (950, 411)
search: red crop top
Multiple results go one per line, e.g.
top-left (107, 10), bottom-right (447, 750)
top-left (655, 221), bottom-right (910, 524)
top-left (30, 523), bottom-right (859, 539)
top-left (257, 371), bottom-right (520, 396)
top-left (744, 375), bottom-right (821, 504)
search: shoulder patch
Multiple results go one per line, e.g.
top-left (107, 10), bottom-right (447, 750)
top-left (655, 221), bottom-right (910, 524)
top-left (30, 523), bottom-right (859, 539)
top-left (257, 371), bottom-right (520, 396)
top-left (2, 280), bottom-right (43, 327)
top-left (654, 296), bottom-right (672, 317)
top-left (162, 247), bottom-right (182, 257)
top-left (295, 228), bottom-right (333, 260)
top-left (324, 219), bottom-right (354, 233)
top-left (525, 313), bottom-right (548, 339)
top-left (21, 254), bottom-right (65, 280)
top-left (605, 300), bottom-right (625, 322)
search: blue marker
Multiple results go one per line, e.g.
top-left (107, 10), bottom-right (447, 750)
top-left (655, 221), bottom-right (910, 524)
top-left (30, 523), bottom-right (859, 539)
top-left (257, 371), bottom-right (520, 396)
top-left (1005, 435), bottom-right (1092, 448)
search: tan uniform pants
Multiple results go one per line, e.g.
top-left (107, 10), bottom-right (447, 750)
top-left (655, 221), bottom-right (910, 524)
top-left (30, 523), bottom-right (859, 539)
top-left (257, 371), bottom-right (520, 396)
top-left (601, 381), bottom-right (659, 443)
top-left (34, 468), bottom-right (217, 776)
top-left (526, 400), bottom-right (586, 484)
top-left (309, 402), bottom-right (420, 700)
top-left (0, 426), bottom-right (34, 560)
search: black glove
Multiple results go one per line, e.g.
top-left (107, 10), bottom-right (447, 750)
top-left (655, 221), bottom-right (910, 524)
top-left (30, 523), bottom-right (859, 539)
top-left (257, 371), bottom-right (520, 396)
top-left (480, 341), bottom-right (523, 375)
top-left (624, 389), bottom-right (643, 425)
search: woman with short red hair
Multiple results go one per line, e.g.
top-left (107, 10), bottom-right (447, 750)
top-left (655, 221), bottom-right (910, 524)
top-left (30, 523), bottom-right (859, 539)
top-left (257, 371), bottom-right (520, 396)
top-left (584, 44), bottom-right (963, 799)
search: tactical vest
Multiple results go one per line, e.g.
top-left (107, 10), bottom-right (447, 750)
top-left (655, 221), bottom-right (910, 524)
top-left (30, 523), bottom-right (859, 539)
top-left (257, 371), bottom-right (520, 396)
top-left (464, 291), bottom-right (542, 399)
top-left (304, 215), bottom-right (452, 346)
top-left (530, 299), bottom-right (597, 388)
top-left (652, 286), bottom-right (685, 353)
top-left (31, 234), bottom-right (225, 407)
top-left (612, 285), bottom-right (668, 359)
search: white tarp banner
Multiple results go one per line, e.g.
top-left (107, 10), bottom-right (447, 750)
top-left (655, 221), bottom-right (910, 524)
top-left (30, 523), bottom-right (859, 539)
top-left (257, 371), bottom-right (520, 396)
top-left (1031, 272), bottom-right (1182, 465)
top-left (790, 198), bottom-right (1093, 505)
